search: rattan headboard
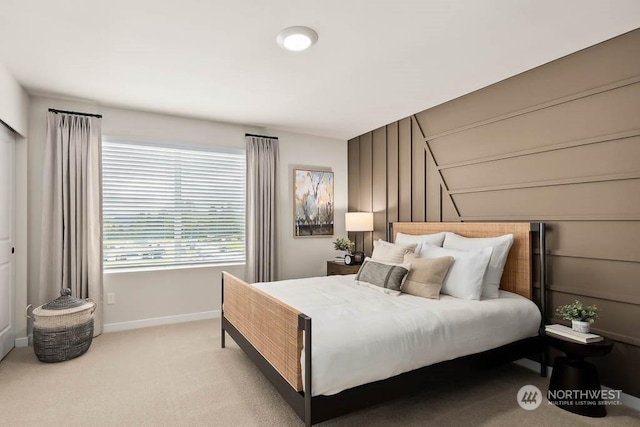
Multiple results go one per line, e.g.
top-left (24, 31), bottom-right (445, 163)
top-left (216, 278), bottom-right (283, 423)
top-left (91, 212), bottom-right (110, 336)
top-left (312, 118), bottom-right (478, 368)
top-left (392, 222), bottom-right (533, 299)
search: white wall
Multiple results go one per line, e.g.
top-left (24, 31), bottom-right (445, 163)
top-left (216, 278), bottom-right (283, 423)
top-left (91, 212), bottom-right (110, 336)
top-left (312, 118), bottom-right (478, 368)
top-left (272, 130), bottom-right (348, 280)
top-left (0, 61), bottom-right (28, 136)
top-left (25, 95), bottom-right (346, 329)
top-left (0, 60), bottom-right (29, 343)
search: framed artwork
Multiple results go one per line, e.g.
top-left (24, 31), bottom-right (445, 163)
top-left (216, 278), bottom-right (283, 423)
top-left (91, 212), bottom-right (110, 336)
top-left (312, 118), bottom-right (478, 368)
top-left (294, 168), bottom-right (334, 237)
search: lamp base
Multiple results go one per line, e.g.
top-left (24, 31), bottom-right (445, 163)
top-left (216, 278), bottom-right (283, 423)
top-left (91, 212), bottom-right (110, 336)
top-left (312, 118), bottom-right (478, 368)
top-left (352, 251), bottom-right (365, 265)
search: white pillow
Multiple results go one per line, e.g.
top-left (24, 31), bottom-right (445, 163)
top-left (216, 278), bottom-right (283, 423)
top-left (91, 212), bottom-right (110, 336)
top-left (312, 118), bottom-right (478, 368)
top-left (395, 232), bottom-right (446, 253)
top-left (419, 244), bottom-right (493, 300)
top-left (443, 233), bottom-right (514, 299)
top-left (371, 240), bottom-right (417, 264)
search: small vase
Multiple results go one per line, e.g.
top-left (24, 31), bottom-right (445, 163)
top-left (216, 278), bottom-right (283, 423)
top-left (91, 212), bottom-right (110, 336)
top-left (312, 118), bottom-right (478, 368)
top-left (572, 320), bottom-right (590, 333)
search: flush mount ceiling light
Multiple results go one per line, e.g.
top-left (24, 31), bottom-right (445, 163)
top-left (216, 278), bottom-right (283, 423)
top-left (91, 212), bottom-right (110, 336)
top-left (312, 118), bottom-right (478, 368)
top-left (276, 26), bottom-right (318, 52)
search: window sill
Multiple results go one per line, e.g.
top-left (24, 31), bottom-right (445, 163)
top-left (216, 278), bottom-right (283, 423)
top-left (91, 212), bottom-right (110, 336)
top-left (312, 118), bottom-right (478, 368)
top-left (104, 262), bottom-right (245, 275)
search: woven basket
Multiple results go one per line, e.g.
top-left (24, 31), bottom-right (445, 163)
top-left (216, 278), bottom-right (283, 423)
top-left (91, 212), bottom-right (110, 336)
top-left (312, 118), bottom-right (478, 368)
top-left (26, 288), bottom-right (96, 363)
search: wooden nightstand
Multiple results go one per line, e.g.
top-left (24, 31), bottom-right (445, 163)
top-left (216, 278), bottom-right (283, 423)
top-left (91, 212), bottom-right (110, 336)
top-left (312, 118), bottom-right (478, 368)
top-left (326, 260), bottom-right (360, 276)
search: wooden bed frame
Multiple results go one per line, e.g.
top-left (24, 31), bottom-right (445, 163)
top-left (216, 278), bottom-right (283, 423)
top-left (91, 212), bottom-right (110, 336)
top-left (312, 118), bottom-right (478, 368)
top-left (221, 222), bottom-right (547, 426)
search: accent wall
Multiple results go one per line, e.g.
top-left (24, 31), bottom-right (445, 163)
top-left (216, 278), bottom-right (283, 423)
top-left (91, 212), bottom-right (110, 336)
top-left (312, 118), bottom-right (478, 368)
top-left (347, 29), bottom-right (640, 397)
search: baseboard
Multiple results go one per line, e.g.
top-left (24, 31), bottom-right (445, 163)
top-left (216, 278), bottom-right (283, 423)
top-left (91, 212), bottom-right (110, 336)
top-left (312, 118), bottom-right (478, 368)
top-left (103, 310), bottom-right (221, 333)
top-left (514, 358), bottom-right (640, 412)
top-left (14, 335), bottom-right (30, 348)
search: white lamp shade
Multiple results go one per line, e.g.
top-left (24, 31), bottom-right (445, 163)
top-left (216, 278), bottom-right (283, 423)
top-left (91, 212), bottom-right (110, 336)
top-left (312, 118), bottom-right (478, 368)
top-left (345, 212), bottom-right (374, 232)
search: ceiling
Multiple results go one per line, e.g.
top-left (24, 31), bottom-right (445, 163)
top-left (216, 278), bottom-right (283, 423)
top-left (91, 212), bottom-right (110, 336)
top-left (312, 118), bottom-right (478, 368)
top-left (0, 1), bottom-right (639, 140)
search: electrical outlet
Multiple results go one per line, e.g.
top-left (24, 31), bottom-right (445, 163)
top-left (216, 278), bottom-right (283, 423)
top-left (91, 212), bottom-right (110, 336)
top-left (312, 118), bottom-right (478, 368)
top-left (107, 293), bottom-right (116, 305)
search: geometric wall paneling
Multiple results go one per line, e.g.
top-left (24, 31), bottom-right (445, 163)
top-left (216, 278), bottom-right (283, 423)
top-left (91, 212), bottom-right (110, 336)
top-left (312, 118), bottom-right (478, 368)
top-left (423, 138), bottom-right (460, 222)
top-left (414, 30), bottom-right (640, 142)
top-left (420, 73), bottom-right (640, 149)
top-left (454, 179), bottom-right (640, 221)
top-left (546, 221), bottom-right (640, 263)
top-left (548, 255), bottom-right (640, 307)
top-left (548, 290), bottom-right (640, 347)
top-left (428, 81), bottom-right (640, 166)
top-left (347, 137), bottom-right (360, 213)
top-left (372, 126), bottom-right (387, 244)
top-left (359, 132), bottom-right (373, 255)
top-left (441, 190), bottom-right (460, 222)
top-left (440, 135), bottom-right (640, 193)
top-left (358, 132), bottom-right (373, 213)
top-left (347, 29), bottom-right (640, 397)
top-left (386, 122), bottom-right (399, 226)
top-left (593, 345), bottom-right (640, 407)
top-left (398, 117), bottom-right (412, 222)
top-left (411, 117), bottom-right (426, 222)
top-left (434, 128), bottom-right (640, 173)
top-left (347, 136), bottom-right (360, 251)
top-left (348, 115), bottom-right (467, 251)
top-left (425, 146), bottom-right (441, 222)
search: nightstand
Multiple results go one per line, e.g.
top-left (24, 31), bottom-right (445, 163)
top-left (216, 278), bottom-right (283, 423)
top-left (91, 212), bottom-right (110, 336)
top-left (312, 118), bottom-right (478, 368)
top-left (326, 260), bottom-right (360, 276)
top-left (542, 328), bottom-right (614, 417)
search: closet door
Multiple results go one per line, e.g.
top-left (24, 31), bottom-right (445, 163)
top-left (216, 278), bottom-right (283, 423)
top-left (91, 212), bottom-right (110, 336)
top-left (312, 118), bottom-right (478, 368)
top-left (0, 123), bottom-right (15, 360)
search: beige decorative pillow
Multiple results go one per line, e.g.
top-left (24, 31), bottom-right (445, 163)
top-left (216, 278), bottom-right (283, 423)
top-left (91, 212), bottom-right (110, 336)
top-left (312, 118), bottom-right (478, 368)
top-left (371, 240), bottom-right (418, 264)
top-left (401, 253), bottom-right (454, 299)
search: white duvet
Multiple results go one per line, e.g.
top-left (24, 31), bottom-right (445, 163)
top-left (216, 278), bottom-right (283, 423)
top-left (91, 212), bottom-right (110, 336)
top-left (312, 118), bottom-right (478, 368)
top-left (253, 274), bottom-right (541, 397)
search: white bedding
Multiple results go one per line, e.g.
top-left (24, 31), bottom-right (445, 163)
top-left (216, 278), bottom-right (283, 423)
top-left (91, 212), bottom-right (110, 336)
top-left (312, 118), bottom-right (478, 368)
top-left (253, 274), bottom-right (541, 397)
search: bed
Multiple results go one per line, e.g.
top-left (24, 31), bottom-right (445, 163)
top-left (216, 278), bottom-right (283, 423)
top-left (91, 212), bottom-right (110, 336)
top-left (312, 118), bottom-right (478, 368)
top-left (221, 222), bottom-right (547, 426)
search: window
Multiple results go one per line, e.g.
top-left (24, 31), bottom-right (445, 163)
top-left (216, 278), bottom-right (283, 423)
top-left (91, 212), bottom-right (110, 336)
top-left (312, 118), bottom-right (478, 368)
top-left (102, 138), bottom-right (245, 270)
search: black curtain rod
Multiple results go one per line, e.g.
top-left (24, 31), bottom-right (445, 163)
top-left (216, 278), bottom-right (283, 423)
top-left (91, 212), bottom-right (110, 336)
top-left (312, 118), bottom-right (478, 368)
top-left (48, 108), bottom-right (102, 118)
top-left (245, 133), bottom-right (278, 139)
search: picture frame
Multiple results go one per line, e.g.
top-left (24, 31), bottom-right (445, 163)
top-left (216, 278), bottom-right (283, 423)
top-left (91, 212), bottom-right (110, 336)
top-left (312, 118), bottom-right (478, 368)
top-left (293, 168), bottom-right (334, 237)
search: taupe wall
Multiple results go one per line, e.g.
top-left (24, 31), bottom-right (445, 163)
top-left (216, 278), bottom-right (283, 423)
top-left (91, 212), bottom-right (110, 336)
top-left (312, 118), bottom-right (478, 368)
top-left (348, 29), bottom-right (640, 397)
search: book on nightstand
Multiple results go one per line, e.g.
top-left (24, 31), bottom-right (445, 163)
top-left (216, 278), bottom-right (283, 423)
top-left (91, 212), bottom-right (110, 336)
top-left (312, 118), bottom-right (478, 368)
top-left (545, 324), bottom-right (604, 344)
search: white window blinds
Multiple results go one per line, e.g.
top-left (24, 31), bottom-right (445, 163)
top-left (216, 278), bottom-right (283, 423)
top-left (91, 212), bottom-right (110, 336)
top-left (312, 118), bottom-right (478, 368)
top-left (102, 139), bottom-right (245, 270)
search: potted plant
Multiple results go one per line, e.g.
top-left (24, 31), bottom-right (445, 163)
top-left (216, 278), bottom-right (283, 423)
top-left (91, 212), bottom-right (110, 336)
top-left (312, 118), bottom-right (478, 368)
top-left (333, 237), bottom-right (354, 260)
top-left (556, 300), bottom-right (599, 333)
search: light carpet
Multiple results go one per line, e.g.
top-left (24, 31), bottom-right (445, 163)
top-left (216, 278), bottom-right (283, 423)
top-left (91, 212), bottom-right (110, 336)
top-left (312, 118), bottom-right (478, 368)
top-left (0, 319), bottom-right (638, 426)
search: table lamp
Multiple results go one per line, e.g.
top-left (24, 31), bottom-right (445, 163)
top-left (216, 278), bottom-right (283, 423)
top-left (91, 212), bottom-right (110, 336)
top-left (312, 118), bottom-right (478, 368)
top-left (345, 212), bottom-right (374, 264)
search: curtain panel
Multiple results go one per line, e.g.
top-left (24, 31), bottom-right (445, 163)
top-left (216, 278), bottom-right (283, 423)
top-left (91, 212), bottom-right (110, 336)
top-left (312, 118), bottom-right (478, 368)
top-left (39, 112), bottom-right (104, 335)
top-left (245, 135), bottom-right (279, 283)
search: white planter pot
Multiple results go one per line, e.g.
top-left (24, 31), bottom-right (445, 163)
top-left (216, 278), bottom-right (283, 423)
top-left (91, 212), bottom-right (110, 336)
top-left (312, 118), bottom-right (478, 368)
top-left (572, 320), bottom-right (590, 333)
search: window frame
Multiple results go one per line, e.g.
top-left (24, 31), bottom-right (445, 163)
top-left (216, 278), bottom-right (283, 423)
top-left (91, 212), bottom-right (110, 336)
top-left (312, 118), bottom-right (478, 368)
top-left (101, 136), bottom-right (246, 272)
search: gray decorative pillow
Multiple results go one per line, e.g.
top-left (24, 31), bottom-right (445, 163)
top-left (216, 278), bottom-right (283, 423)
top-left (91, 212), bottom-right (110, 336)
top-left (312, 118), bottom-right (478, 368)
top-left (355, 258), bottom-right (409, 295)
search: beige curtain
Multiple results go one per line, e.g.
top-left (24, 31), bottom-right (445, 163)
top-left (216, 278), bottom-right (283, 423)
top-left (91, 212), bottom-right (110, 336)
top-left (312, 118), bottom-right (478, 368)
top-left (245, 135), bottom-right (278, 283)
top-left (39, 112), bottom-right (103, 335)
